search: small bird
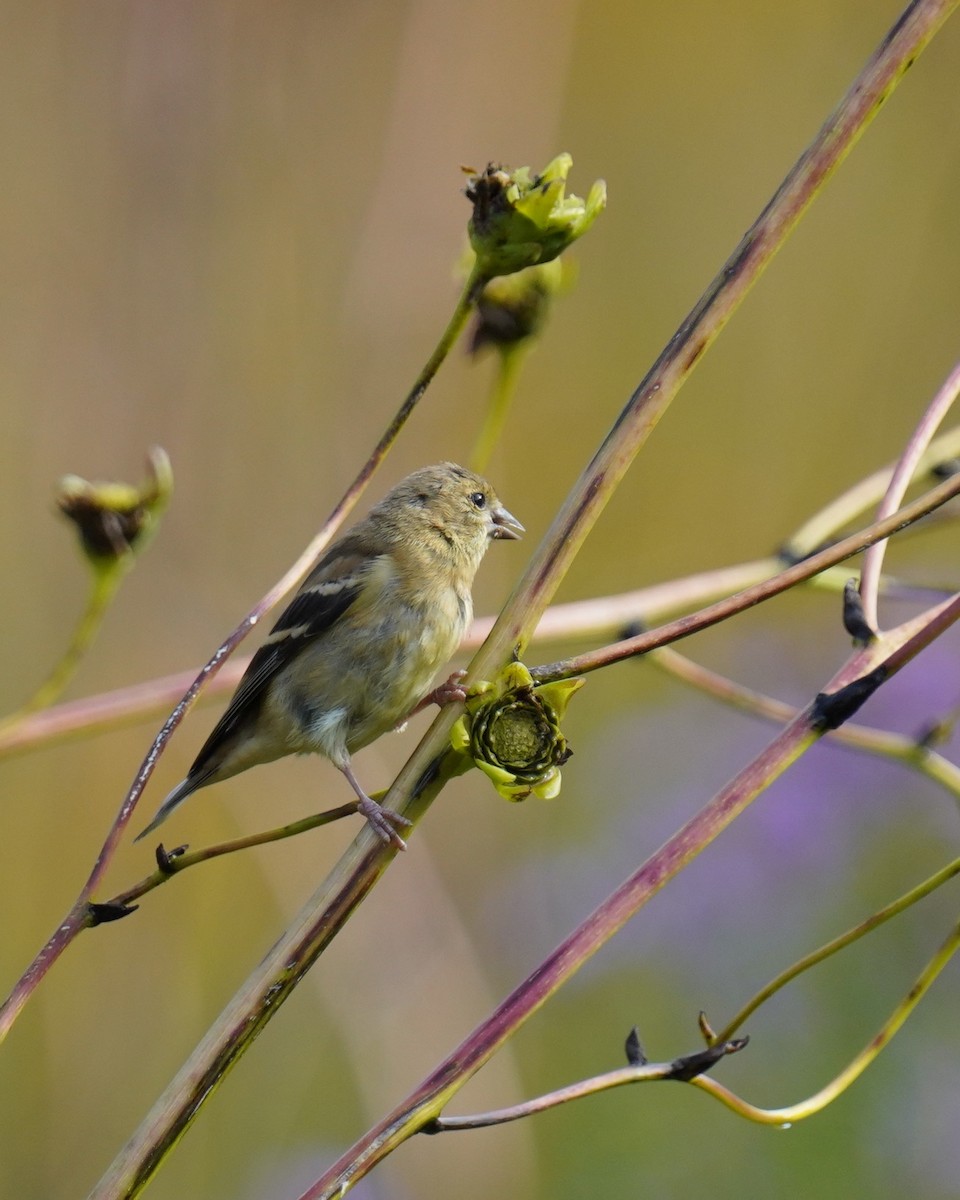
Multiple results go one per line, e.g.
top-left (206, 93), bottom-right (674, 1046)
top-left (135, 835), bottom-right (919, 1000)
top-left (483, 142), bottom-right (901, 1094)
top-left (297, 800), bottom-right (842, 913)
top-left (137, 463), bottom-right (523, 849)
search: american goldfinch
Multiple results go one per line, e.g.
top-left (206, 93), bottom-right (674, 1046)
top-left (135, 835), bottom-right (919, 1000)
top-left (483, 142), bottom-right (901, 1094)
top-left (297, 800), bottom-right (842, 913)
top-left (137, 463), bottom-right (523, 850)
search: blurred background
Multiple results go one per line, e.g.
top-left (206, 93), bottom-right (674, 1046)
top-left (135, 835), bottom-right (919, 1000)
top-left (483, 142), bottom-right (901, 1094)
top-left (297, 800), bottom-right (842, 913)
top-left (2, 2), bottom-right (960, 1197)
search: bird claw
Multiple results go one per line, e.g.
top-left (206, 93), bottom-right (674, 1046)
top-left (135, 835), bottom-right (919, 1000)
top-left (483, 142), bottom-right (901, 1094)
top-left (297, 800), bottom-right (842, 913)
top-left (432, 669), bottom-right (469, 706)
top-left (357, 794), bottom-right (412, 850)
top-left (399, 672), bottom-right (469, 728)
top-left (424, 670), bottom-right (469, 709)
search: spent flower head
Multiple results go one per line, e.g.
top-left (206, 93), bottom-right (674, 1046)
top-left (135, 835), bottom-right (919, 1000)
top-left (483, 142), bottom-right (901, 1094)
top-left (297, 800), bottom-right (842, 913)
top-left (57, 447), bottom-right (173, 570)
top-left (451, 661), bottom-right (584, 801)
top-left (466, 153), bottom-right (606, 278)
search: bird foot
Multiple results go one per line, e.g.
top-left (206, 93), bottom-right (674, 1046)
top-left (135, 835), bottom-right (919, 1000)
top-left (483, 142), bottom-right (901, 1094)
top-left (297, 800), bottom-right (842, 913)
top-left (357, 794), bottom-right (412, 851)
top-left (428, 669), bottom-right (469, 707)
top-left (408, 670), bottom-right (469, 719)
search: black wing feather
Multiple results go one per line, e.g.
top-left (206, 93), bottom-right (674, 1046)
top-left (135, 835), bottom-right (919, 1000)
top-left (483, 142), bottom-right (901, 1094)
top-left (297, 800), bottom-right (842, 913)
top-left (186, 543), bottom-right (370, 777)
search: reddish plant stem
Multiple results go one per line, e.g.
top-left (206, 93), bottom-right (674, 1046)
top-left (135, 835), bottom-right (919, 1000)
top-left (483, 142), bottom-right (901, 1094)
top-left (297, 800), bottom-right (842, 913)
top-left (300, 596), bottom-right (960, 1199)
top-left (531, 469), bottom-right (960, 683)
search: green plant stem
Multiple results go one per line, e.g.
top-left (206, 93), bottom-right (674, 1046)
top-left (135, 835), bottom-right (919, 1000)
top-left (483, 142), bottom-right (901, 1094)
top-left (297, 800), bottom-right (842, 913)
top-left (0, 562), bottom-right (128, 732)
top-left (692, 918), bottom-right (960, 1125)
top-left (469, 345), bottom-right (526, 474)
top-left (427, 1037), bottom-right (747, 1131)
top-left (713, 859), bottom-right (960, 1045)
top-left (0, 265), bottom-right (486, 1051)
top-left (106, 804), bottom-right (363, 909)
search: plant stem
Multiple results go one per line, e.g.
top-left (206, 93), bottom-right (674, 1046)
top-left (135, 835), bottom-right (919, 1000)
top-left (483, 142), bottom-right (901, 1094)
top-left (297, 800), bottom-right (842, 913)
top-left (531, 469), bottom-right (960, 682)
top-left (106, 804), bottom-right (362, 909)
top-left (469, 345), bottom-right (525, 474)
top-left (0, 562), bottom-right (128, 730)
top-left (692, 918), bottom-right (960, 1125)
top-left (714, 858), bottom-right (960, 1043)
top-left (858, 360), bottom-right (960, 630)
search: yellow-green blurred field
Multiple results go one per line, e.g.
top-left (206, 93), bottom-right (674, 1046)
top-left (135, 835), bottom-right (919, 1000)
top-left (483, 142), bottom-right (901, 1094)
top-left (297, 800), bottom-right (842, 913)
top-left (2, 4), bottom-right (959, 1198)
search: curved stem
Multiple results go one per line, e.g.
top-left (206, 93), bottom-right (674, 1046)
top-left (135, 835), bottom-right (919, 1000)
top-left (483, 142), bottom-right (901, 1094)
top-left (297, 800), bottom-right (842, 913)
top-left (0, 562), bottom-right (128, 730)
top-left (427, 1038), bottom-right (747, 1132)
top-left (714, 858), bottom-right (960, 1044)
top-left (692, 918), bottom-right (960, 1125)
top-left (859, 362), bottom-right (960, 630)
top-left (783, 424), bottom-right (960, 560)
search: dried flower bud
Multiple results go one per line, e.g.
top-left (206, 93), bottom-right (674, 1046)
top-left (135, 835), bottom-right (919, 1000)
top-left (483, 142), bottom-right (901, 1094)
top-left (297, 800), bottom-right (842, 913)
top-left (57, 447), bottom-right (172, 567)
top-left (466, 153), bottom-right (606, 279)
top-left (450, 662), bottom-right (584, 801)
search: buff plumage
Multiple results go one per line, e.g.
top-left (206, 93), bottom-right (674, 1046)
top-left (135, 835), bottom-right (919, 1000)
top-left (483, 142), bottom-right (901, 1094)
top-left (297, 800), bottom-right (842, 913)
top-left (137, 463), bottom-right (523, 849)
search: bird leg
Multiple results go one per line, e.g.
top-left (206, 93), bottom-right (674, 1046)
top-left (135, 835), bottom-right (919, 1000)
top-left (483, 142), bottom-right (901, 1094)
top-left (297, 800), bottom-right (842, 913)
top-left (339, 760), bottom-right (412, 851)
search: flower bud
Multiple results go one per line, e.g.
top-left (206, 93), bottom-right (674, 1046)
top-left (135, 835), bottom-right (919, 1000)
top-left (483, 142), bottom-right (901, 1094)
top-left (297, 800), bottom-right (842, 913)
top-left (466, 153), bottom-right (606, 279)
top-left (451, 662), bottom-right (584, 801)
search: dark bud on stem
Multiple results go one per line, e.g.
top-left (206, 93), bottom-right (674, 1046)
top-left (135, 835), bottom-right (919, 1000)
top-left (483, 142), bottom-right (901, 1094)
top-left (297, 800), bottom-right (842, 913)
top-left (625, 1026), bottom-right (647, 1067)
top-left (842, 578), bottom-right (876, 645)
top-left (57, 447), bottom-right (173, 567)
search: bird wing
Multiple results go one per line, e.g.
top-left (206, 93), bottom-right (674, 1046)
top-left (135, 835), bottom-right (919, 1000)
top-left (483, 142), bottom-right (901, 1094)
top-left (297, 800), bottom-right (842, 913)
top-left (186, 539), bottom-right (373, 776)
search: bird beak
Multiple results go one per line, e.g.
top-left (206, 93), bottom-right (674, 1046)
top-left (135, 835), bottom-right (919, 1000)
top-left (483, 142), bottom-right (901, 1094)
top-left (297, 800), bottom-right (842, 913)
top-left (490, 505), bottom-right (524, 540)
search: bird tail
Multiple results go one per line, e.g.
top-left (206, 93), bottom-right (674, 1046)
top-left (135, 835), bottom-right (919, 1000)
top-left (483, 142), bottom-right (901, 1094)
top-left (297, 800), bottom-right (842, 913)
top-left (134, 776), bottom-right (200, 843)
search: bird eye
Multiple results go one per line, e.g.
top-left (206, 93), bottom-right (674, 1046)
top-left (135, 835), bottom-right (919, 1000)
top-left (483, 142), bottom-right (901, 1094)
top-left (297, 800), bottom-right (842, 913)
top-left (470, 491), bottom-right (487, 509)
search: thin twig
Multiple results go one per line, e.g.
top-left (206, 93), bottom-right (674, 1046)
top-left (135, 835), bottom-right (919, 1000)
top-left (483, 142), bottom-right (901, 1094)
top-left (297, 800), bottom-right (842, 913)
top-left (859, 362), bottom-right (960, 630)
top-left (713, 859), bottom-right (960, 1044)
top-left (531, 469), bottom-right (960, 683)
top-left (105, 804), bottom-right (362, 910)
top-left (692, 918), bottom-right (960, 1125)
top-left (424, 1036), bottom-right (748, 1132)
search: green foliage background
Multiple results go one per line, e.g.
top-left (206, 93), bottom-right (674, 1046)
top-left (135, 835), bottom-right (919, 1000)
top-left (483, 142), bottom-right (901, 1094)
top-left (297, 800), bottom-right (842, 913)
top-left (1, 3), bottom-right (959, 1198)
